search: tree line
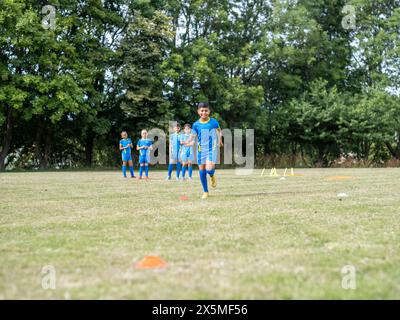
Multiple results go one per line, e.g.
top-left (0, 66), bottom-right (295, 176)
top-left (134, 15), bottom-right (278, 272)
top-left (1, 0), bottom-right (399, 170)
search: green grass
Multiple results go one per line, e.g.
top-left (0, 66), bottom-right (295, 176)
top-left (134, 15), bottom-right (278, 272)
top-left (1, 168), bottom-right (400, 299)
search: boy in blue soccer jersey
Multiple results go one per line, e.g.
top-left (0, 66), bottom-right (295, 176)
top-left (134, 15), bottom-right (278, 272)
top-left (119, 131), bottom-right (135, 178)
top-left (188, 102), bottom-right (223, 199)
top-left (166, 123), bottom-right (182, 181)
top-left (180, 124), bottom-right (195, 180)
top-left (136, 129), bottom-right (153, 180)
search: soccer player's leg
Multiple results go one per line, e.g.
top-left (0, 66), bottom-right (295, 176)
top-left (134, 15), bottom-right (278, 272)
top-left (181, 152), bottom-right (188, 180)
top-left (128, 158), bottom-right (135, 178)
top-left (139, 156), bottom-right (146, 179)
top-left (176, 158), bottom-right (182, 180)
top-left (188, 149), bottom-right (194, 179)
top-left (166, 158), bottom-right (175, 180)
top-left (181, 162), bottom-right (187, 179)
top-left (121, 155), bottom-right (128, 178)
top-left (206, 146), bottom-right (217, 188)
top-left (144, 154), bottom-right (150, 180)
top-left (206, 161), bottom-right (217, 188)
top-left (188, 162), bottom-right (193, 179)
top-left (198, 151), bottom-right (209, 199)
top-left (139, 165), bottom-right (143, 179)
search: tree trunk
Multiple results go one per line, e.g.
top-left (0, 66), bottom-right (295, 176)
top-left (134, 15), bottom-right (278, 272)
top-left (85, 130), bottom-right (94, 167)
top-left (0, 106), bottom-right (13, 170)
top-left (42, 127), bottom-right (52, 168)
top-left (385, 141), bottom-right (400, 159)
top-left (290, 142), bottom-right (297, 167)
top-left (35, 118), bottom-right (43, 168)
top-left (316, 144), bottom-right (324, 167)
top-left (300, 145), bottom-right (310, 167)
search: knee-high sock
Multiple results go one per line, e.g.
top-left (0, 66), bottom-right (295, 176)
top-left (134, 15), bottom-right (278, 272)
top-left (176, 162), bottom-right (182, 178)
top-left (206, 169), bottom-right (215, 177)
top-left (199, 170), bottom-right (208, 192)
top-left (167, 163), bottom-right (173, 177)
top-left (182, 165), bottom-right (187, 178)
top-left (145, 165), bottom-right (149, 177)
top-left (139, 166), bottom-right (144, 177)
top-left (129, 166), bottom-right (134, 177)
top-left (188, 165), bottom-right (193, 178)
top-left (122, 165), bottom-right (127, 177)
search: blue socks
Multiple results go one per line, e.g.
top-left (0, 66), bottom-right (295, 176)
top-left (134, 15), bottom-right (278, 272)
top-left (123, 165), bottom-right (135, 178)
top-left (139, 165), bottom-right (149, 178)
top-left (139, 166), bottom-right (144, 178)
top-left (206, 169), bottom-right (215, 177)
top-left (182, 165), bottom-right (187, 178)
top-left (199, 170), bottom-right (208, 192)
top-left (167, 164), bottom-right (173, 177)
top-left (167, 163), bottom-right (183, 178)
top-left (176, 162), bottom-right (182, 178)
top-left (188, 166), bottom-right (193, 178)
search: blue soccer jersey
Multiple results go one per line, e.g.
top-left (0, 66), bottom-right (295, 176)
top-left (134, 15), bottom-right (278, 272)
top-left (192, 118), bottom-right (220, 164)
top-left (120, 138), bottom-right (133, 162)
top-left (179, 132), bottom-right (195, 162)
top-left (169, 132), bottom-right (182, 160)
top-left (137, 139), bottom-right (152, 163)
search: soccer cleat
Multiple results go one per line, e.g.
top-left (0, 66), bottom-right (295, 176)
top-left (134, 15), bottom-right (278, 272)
top-left (176, 177), bottom-right (180, 181)
top-left (201, 192), bottom-right (209, 199)
top-left (210, 175), bottom-right (217, 188)
top-left (131, 176), bottom-right (136, 178)
top-left (165, 176), bottom-right (171, 180)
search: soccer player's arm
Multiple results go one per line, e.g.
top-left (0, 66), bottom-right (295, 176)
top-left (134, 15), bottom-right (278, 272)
top-left (180, 135), bottom-right (187, 145)
top-left (187, 127), bottom-right (197, 145)
top-left (119, 142), bottom-right (128, 151)
top-left (136, 141), bottom-right (142, 150)
top-left (186, 135), bottom-right (195, 147)
top-left (217, 128), bottom-right (223, 146)
top-left (216, 122), bottom-right (223, 147)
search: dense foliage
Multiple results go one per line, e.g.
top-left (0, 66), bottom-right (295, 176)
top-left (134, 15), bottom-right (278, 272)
top-left (1, 0), bottom-right (399, 169)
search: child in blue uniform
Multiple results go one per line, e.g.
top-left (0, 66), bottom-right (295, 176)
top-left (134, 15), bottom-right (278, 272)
top-left (136, 129), bottom-right (153, 180)
top-left (180, 124), bottom-right (195, 180)
top-left (189, 102), bottom-right (223, 199)
top-left (166, 123), bottom-right (182, 180)
top-left (119, 131), bottom-right (135, 178)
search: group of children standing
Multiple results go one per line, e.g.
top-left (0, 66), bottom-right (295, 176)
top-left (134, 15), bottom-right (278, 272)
top-left (119, 102), bottom-right (223, 199)
top-left (166, 123), bottom-right (195, 181)
top-left (119, 129), bottom-right (153, 180)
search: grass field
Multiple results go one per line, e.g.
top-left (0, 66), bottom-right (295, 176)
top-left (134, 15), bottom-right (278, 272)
top-left (1, 168), bottom-right (399, 299)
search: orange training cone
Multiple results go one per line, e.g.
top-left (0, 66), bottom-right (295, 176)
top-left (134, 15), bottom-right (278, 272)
top-left (134, 256), bottom-right (167, 269)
